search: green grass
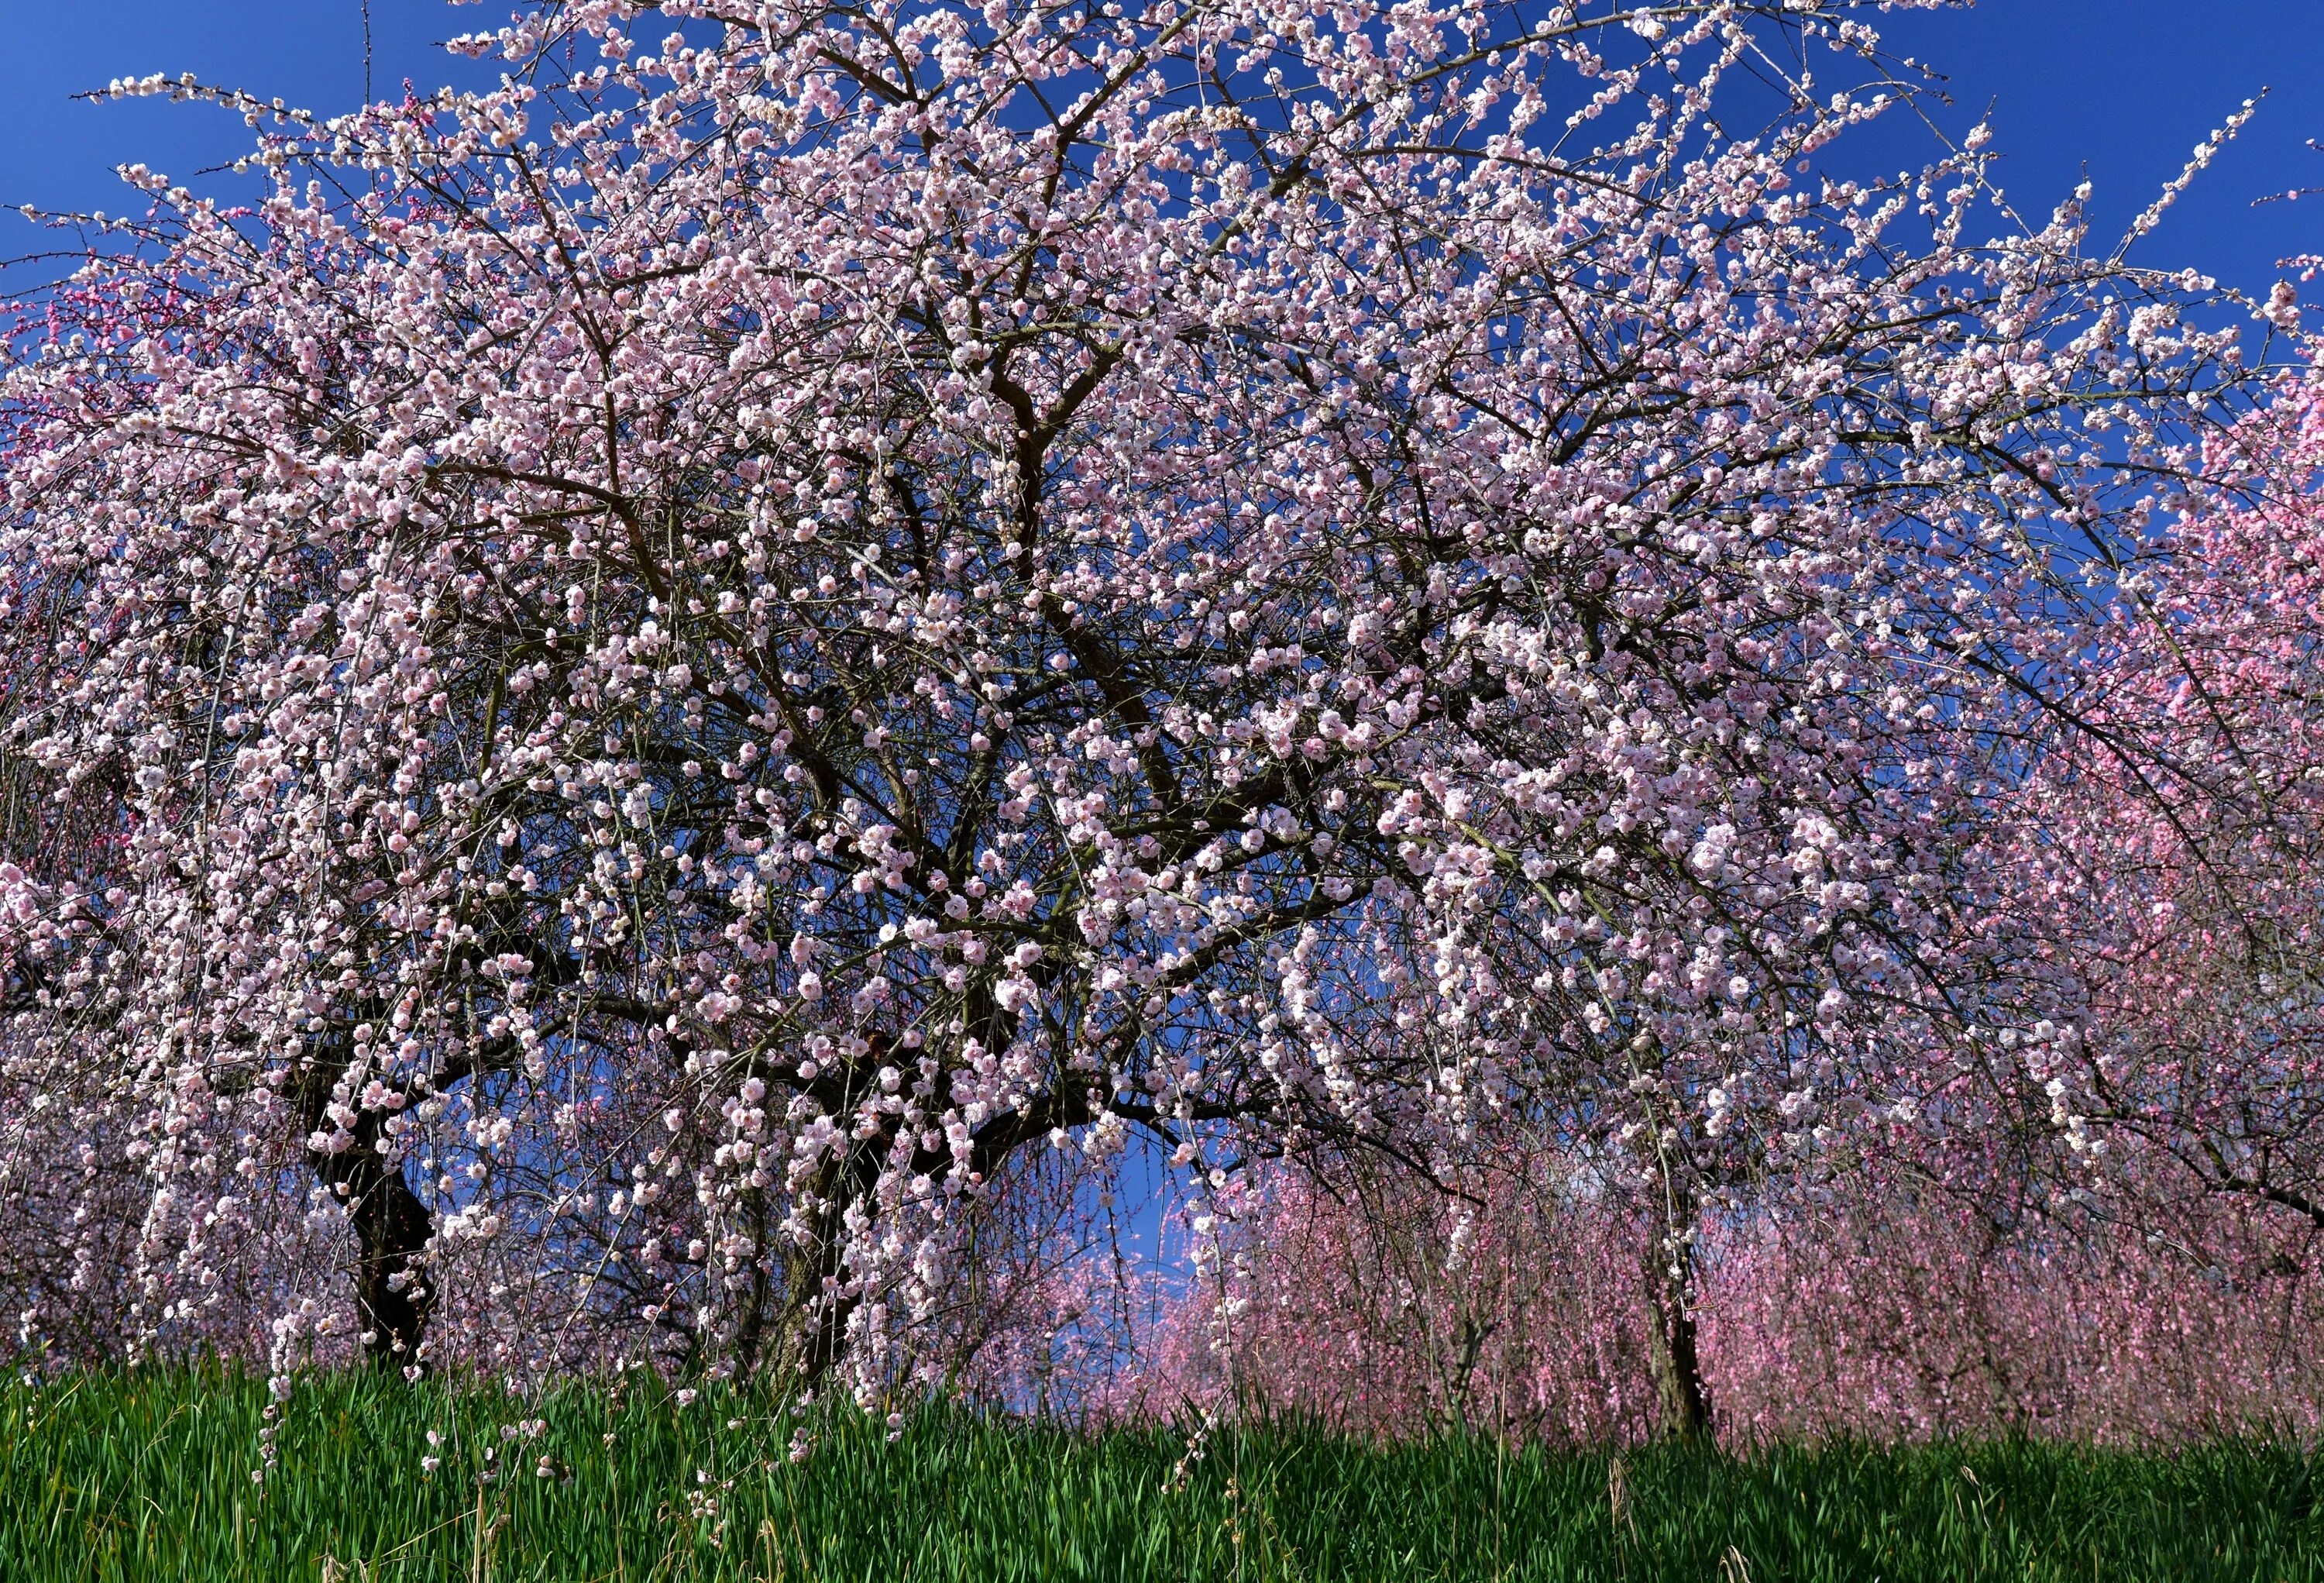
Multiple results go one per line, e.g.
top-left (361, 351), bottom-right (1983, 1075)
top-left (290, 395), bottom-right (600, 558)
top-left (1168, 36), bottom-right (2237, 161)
top-left (1, 1368), bottom-right (2318, 1581)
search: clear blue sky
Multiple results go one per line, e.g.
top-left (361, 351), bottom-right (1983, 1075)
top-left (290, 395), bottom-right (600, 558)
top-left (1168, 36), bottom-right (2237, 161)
top-left (0, 2), bottom-right (2318, 297)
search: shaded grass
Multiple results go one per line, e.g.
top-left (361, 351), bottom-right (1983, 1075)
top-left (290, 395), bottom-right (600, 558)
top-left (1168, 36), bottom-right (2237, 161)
top-left (2, 1367), bottom-right (2319, 1580)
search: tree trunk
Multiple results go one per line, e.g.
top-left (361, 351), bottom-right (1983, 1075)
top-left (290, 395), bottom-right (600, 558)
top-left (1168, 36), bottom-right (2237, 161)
top-left (300, 1079), bottom-right (436, 1368)
top-left (1645, 1228), bottom-right (1714, 1441)
top-left (756, 1143), bottom-right (875, 1395)
top-left (748, 1030), bottom-right (1047, 1395)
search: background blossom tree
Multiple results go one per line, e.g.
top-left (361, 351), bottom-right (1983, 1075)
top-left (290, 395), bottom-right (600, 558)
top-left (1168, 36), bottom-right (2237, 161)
top-left (1086, 360), bottom-right (2324, 1444)
top-left (0, 0), bottom-right (2261, 1422)
top-left (2009, 367), bottom-right (2324, 1236)
top-left (1100, 1139), bottom-right (2324, 1444)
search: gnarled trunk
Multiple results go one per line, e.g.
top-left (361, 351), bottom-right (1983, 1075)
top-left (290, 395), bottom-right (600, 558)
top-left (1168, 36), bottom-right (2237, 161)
top-left (742, 1028), bottom-right (1056, 1395)
top-left (299, 1078), bottom-right (436, 1368)
top-left (744, 1131), bottom-right (882, 1395)
top-left (1645, 1220), bottom-right (1714, 1441)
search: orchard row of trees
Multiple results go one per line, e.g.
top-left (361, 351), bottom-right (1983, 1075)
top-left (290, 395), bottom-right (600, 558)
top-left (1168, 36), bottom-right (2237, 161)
top-left (964, 1144), bottom-right (2324, 1444)
top-left (0, 0), bottom-right (2319, 1442)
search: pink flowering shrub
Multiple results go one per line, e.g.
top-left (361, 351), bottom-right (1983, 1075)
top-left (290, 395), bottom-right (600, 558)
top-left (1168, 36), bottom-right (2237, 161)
top-left (1095, 1155), bottom-right (1675, 1442)
top-left (1705, 1181), bottom-right (2324, 1444)
top-left (1045, 1148), bottom-right (2323, 1445)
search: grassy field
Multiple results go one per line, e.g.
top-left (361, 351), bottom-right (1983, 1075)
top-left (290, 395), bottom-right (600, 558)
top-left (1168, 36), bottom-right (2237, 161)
top-left (2, 1369), bottom-right (2319, 1581)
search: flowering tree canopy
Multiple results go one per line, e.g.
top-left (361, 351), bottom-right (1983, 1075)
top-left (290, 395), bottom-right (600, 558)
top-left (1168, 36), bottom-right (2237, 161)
top-left (0, 0), bottom-right (2254, 1405)
top-left (2016, 375), bottom-right (2324, 1230)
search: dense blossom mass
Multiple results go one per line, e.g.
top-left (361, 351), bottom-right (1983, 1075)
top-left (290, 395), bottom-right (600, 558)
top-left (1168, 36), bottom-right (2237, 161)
top-left (2017, 390), bottom-right (2324, 1223)
top-left (0, 0), bottom-right (2312, 1437)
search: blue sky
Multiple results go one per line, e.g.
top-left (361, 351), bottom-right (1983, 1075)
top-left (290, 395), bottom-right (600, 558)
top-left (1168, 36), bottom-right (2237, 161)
top-left (0, 2), bottom-right (466, 203)
top-left (0, 2), bottom-right (2318, 298)
top-left (1867, 1), bottom-right (2324, 297)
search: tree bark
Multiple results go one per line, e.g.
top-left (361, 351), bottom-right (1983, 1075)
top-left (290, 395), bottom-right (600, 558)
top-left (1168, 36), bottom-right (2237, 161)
top-left (299, 1078), bottom-right (436, 1368)
top-left (755, 1135), bottom-right (881, 1395)
top-left (1645, 1227), bottom-right (1714, 1441)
